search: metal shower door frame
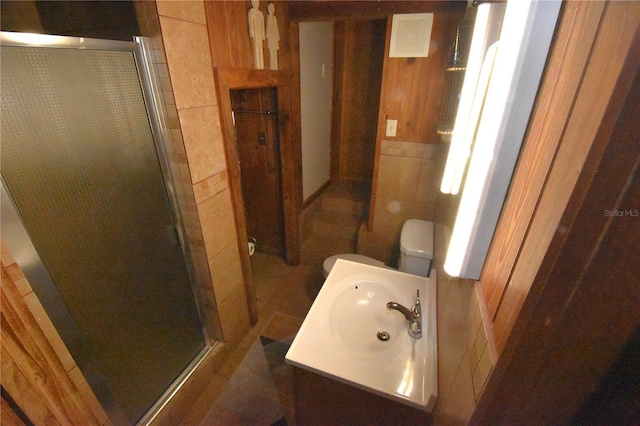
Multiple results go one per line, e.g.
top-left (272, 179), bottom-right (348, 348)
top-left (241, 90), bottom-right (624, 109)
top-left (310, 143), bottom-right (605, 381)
top-left (0, 31), bottom-right (212, 425)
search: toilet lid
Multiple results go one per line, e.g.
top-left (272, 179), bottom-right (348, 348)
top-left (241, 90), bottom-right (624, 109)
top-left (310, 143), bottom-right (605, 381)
top-left (400, 219), bottom-right (434, 259)
top-left (323, 254), bottom-right (385, 275)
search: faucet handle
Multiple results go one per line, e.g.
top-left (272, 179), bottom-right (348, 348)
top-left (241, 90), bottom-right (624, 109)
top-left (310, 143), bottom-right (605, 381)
top-left (414, 289), bottom-right (422, 317)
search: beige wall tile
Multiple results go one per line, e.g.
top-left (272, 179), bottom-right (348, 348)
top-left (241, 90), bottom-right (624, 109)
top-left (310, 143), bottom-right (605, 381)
top-left (218, 284), bottom-right (251, 345)
top-left (380, 140), bottom-right (428, 159)
top-left (415, 159), bottom-right (441, 204)
top-left (197, 189), bottom-right (237, 260)
top-left (156, 0), bottom-right (206, 24)
top-left (376, 155), bottom-right (422, 200)
top-left (478, 341), bottom-right (494, 386)
top-left (436, 273), bottom-right (453, 325)
top-left (472, 360), bottom-right (484, 400)
top-left (469, 340), bottom-right (479, 372)
top-left (371, 196), bottom-right (410, 236)
top-left (194, 171), bottom-right (228, 203)
top-left (159, 16), bottom-right (216, 109)
top-left (178, 105), bottom-right (226, 184)
top-left (434, 348), bottom-right (475, 425)
top-left (358, 225), bottom-right (399, 265)
top-left (209, 240), bottom-right (243, 305)
top-left (407, 200), bottom-right (432, 220)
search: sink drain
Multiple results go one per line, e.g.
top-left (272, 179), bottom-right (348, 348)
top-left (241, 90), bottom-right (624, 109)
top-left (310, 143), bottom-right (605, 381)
top-left (377, 330), bottom-right (390, 341)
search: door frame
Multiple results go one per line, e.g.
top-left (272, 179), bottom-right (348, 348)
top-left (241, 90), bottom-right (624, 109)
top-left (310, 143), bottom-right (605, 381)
top-left (214, 70), bottom-right (301, 296)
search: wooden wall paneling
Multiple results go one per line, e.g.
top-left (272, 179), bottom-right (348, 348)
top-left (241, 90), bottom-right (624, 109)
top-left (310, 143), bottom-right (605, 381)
top-left (204, 0), bottom-right (254, 69)
top-left (472, 24), bottom-right (640, 423)
top-left (480, 1), bottom-right (607, 321)
top-left (335, 19), bottom-right (385, 183)
top-left (491, 1), bottom-right (640, 354)
top-left (276, 83), bottom-right (302, 265)
top-left (271, 1), bottom-right (291, 71)
top-left (367, 15), bottom-right (394, 231)
top-left (205, 0), bottom-right (234, 68)
top-left (2, 345), bottom-right (53, 425)
top-left (225, 1), bottom-right (254, 69)
top-left (330, 21), bottom-right (345, 181)
top-left (206, 1), bottom-right (290, 70)
top-left (374, 13), bottom-right (458, 144)
top-left (369, 11), bottom-right (462, 229)
top-left (288, 20), bottom-right (303, 215)
top-left (360, 19), bottom-right (386, 183)
top-left (288, 1), bottom-right (466, 22)
top-left (1, 391), bottom-right (28, 426)
top-left (424, 13), bottom-right (460, 142)
top-left (0, 266), bottom-right (101, 425)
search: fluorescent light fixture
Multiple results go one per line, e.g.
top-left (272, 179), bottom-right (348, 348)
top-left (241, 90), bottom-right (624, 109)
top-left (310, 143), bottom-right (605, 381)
top-left (440, 3), bottom-right (491, 195)
top-left (444, 0), bottom-right (561, 279)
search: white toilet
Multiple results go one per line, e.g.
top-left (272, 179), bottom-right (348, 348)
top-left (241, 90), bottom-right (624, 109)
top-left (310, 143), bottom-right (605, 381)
top-left (322, 219), bottom-right (434, 278)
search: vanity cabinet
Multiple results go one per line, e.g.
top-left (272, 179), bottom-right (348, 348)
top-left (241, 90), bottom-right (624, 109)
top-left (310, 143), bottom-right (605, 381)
top-left (293, 367), bottom-right (431, 425)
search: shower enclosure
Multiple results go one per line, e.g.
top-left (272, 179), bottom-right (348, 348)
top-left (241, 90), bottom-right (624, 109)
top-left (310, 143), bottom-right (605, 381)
top-left (0, 32), bottom-right (210, 424)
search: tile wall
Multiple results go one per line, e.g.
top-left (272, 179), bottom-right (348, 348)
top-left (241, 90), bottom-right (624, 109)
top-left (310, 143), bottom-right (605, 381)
top-left (430, 224), bottom-right (496, 425)
top-left (358, 140), bottom-right (442, 264)
top-left (136, 0), bottom-right (251, 347)
top-left (135, 1), bottom-right (254, 423)
top-left (464, 281), bottom-right (496, 401)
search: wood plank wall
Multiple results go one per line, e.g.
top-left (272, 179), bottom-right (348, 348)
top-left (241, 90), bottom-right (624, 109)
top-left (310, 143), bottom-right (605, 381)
top-left (1, 245), bottom-right (108, 425)
top-left (479, 0), bottom-right (640, 356)
top-left (473, 4), bottom-right (640, 420)
top-left (332, 19), bottom-right (386, 183)
top-left (375, 13), bottom-right (459, 144)
top-left (205, 0), bottom-right (290, 70)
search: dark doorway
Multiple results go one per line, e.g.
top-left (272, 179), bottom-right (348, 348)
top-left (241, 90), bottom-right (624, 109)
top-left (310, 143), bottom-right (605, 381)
top-left (231, 88), bottom-right (285, 256)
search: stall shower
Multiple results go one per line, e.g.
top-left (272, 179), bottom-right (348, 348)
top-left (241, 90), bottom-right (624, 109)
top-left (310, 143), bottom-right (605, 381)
top-left (1, 33), bottom-right (208, 424)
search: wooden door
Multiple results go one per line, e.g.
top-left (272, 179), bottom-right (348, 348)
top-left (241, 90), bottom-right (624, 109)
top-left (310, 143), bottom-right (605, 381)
top-left (231, 88), bottom-right (285, 256)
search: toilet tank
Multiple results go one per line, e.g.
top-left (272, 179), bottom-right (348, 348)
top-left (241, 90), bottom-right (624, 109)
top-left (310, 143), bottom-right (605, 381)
top-left (398, 219), bottom-right (434, 277)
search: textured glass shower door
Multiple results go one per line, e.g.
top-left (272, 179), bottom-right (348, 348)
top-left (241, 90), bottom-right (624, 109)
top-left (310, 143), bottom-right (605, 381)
top-left (1, 38), bottom-right (206, 423)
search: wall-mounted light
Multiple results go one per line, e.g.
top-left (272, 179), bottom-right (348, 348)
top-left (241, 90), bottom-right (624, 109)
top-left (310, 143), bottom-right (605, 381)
top-left (440, 3), bottom-right (496, 195)
top-left (443, 0), bottom-right (561, 279)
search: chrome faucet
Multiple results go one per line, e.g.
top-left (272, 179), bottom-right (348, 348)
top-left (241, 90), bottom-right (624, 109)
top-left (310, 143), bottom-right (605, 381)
top-left (387, 289), bottom-right (422, 339)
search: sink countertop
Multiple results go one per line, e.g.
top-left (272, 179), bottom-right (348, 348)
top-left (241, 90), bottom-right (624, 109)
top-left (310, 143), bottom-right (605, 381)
top-left (285, 259), bottom-right (438, 412)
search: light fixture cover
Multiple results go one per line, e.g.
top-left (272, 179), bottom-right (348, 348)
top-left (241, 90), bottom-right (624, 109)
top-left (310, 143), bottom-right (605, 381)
top-left (444, 0), bottom-right (562, 279)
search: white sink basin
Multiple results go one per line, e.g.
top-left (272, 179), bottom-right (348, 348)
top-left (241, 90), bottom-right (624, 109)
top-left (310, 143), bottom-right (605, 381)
top-left (285, 259), bottom-right (438, 412)
top-left (329, 280), bottom-right (404, 356)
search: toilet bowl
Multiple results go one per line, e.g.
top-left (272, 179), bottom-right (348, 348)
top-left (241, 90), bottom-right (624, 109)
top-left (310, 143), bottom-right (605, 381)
top-left (322, 254), bottom-right (385, 278)
top-left (322, 219), bottom-right (434, 278)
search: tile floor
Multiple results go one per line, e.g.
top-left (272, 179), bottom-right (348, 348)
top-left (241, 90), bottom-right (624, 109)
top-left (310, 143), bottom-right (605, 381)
top-left (177, 252), bottom-right (323, 425)
top-left (177, 182), bottom-right (365, 424)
